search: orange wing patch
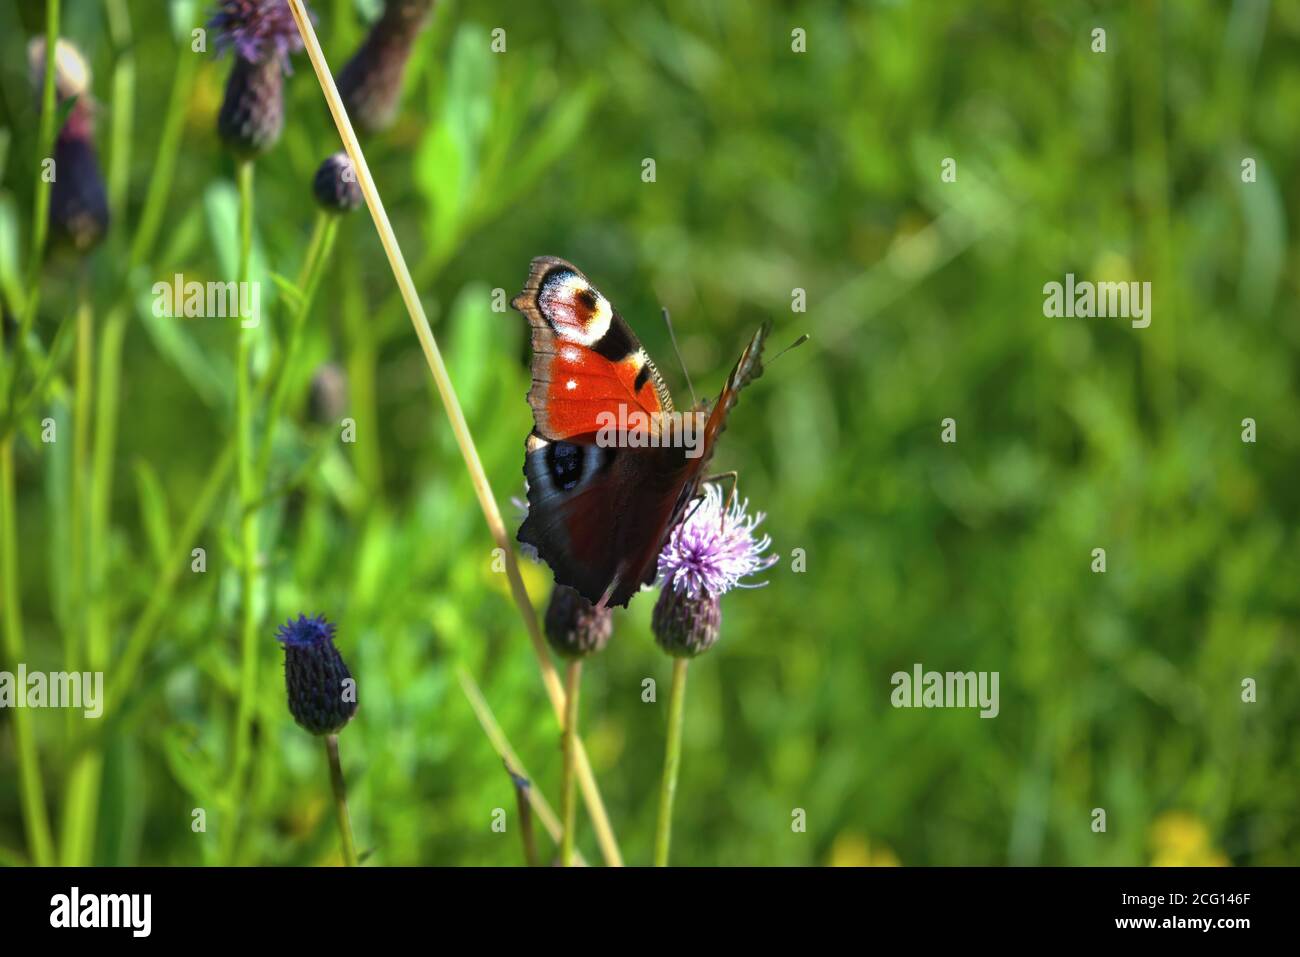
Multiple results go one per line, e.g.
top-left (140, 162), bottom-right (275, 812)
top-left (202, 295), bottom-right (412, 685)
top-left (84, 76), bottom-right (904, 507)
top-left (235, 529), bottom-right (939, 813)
top-left (512, 257), bottom-right (673, 442)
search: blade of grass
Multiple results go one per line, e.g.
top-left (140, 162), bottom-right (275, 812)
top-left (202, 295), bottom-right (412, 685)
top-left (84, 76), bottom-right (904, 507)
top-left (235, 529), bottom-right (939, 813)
top-left (286, 0), bottom-right (622, 865)
top-left (456, 665), bottom-right (581, 864)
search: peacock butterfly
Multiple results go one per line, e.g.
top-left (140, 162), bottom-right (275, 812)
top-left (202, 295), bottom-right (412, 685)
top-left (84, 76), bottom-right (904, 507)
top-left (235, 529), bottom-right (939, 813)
top-left (511, 256), bottom-right (769, 608)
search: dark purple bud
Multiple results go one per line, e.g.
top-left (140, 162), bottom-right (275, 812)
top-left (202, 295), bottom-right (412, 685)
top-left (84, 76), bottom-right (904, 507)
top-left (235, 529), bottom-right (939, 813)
top-left (28, 38), bottom-right (108, 254)
top-left (49, 135), bottom-right (109, 253)
top-left (308, 361), bottom-right (349, 424)
top-left (651, 585), bottom-right (721, 659)
top-left (217, 56), bottom-right (285, 158)
top-left (277, 614), bottom-right (358, 735)
top-left (544, 585), bottom-right (613, 659)
top-left (336, 0), bottom-right (434, 134)
top-left (312, 152), bottom-right (362, 213)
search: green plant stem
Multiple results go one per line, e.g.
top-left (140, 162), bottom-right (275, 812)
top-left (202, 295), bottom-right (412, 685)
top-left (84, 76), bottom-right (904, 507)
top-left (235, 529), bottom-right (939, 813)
top-left (8, 0), bottom-right (61, 410)
top-left (560, 659), bottom-right (582, 867)
top-left (66, 284), bottom-right (92, 680)
top-left (58, 285), bottom-right (98, 866)
top-left (59, 300), bottom-right (127, 865)
top-left (225, 159), bottom-right (259, 864)
top-left (86, 437), bottom-right (236, 724)
top-left (654, 658), bottom-right (689, 867)
top-left (0, 436), bottom-right (55, 865)
top-left (456, 665), bottom-right (586, 865)
top-left (128, 40), bottom-right (194, 270)
top-left (0, 0), bottom-right (61, 869)
top-left (258, 212), bottom-right (336, 480)
top-left (325, 734), bottom-right (358, 867)
top-left (511, 769), bottom-right (539, 867)
top-left (340, 237), bottom-right (382, 492)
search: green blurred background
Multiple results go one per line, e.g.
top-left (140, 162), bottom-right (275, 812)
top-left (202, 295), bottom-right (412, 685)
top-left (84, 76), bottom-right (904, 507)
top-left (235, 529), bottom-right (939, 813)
top-left (0, 0), bottom-right (1297, 866)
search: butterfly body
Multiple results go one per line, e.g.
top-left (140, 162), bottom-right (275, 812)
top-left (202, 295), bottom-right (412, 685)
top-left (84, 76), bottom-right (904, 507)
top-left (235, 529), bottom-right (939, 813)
top-left (512, 257), bottom-right (768, 607)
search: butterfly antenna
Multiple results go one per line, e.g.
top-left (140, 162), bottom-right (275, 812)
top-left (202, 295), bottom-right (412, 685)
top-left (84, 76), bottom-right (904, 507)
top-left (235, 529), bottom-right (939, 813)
top-left (769, 333), bottom-right (810, 366)
top-left (662, 307), bottom-right (697, 407)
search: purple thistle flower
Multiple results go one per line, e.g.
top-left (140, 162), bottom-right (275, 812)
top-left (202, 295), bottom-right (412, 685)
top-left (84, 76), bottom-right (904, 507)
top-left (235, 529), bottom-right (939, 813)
top-left (276, 613), bottom-right (358, 735)
top-left (210, 1), bottom-right (313, 156)
top-left (656, 483), bottom-right (778, 600)
top-left (209, 0), bottom-right (306, 70)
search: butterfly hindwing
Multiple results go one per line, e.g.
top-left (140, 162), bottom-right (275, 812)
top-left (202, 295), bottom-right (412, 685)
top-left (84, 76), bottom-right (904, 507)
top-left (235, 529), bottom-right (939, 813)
top-left (519, 431), bottom-right (692, 607)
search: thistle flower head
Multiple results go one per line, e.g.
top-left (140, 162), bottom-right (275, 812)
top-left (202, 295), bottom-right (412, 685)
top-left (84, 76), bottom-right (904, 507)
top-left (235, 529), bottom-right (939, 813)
top-left (336, 0), bottom-right (434, 133)
top-left (652, 584), bottom-right (721, 658)
top-left (656, 483), bottom-right (777, 600)
top-left (312, 152), bottom-right (363, 213)
top-left (209, 0), bottom-right (306, 69)
top-left (276, 613), bottom-right (358, 735)
top-left (544, 585), bottom-right (613, 659)
top-left (28, 38), bottom-right (107, 253)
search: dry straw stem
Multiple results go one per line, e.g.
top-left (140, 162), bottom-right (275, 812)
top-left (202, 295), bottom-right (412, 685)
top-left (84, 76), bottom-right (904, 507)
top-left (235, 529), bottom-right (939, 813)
top-left (457, 666), bottom-right (585, 865)
top-left (285, 0), bottom-right (622, 865)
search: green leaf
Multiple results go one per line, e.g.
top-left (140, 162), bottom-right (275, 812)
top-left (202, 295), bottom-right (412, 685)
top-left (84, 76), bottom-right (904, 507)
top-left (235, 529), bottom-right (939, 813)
top-left (133, 460), bottom-right (174, 572)
top-left (445, 282), bottom-right (493, 420)
top-left (161, 725), bottom-right (217, 802)
top-left (0, 193), bottom-right (24, 314)
top-left (136, 284), bottom-right (234, 410)
top-left (203, 180), bottom-right (271, 299)
top-left (413, 23), bottom-right (497, 253)
top-left (268, 272), bottom-right (305, 312)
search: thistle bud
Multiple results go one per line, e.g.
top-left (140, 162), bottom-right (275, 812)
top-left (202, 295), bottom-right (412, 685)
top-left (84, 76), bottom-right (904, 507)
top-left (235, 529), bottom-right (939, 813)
top-left (336, 0), bottom-right (434, 134)
top-left (217, 57), bottom-right (285, 158)
top-left (308, 361), bottom-right (348, 425)
top-left (544, 585), bottom-right (612, 659)
top-left (651, 585), bottom-right (721, 658)
top-left (209, 0), bottom-right (310, 158)
top-left (28, 38), bottom-right (108, 254)
top-left (312, 152), bottom-right (362, 213)
top-left (276, 614), bottom-right (358, 735)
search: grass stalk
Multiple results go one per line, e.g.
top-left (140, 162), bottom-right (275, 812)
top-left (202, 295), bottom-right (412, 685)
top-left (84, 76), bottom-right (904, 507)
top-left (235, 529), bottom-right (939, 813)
top-left (224, 158), bottom-right (260, 864)
top-left (560, 659), bottom-right (581, 867)
top-left (286, 0), bottom-right (622, 865)
top-left (654, 658), bottom-right (689, 867)
top-left (456, 665), bottom-right (585, 865)
top-left (8, 0), bottom-right (61, 408)
top-left (0, 435), bottom-right (56, 866)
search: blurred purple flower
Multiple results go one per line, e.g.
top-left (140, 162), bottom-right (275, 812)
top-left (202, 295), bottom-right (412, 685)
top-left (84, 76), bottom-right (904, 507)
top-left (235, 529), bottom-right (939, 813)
top-left (209, 0), bottom-right (307, 70)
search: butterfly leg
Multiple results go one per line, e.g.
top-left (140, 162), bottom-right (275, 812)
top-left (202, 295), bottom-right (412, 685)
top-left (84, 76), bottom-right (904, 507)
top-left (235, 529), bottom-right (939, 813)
top-left (702, 470), bottom-right (740, 531)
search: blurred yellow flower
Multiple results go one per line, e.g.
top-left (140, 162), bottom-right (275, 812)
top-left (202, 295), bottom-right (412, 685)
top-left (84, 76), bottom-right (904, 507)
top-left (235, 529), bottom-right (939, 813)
top-left (827, 832), bottom-right (900, 867)
top-left (1150, 812), bottom-right (1229, 867)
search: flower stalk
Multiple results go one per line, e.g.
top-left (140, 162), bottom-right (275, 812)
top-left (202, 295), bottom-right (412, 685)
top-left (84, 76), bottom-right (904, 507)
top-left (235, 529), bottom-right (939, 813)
top-left (325, 734), bottom-right (359, 867)
top-left (654, 657), bottom-right (688, 866)
top-left (560, 660), bottom-right (582, 866)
